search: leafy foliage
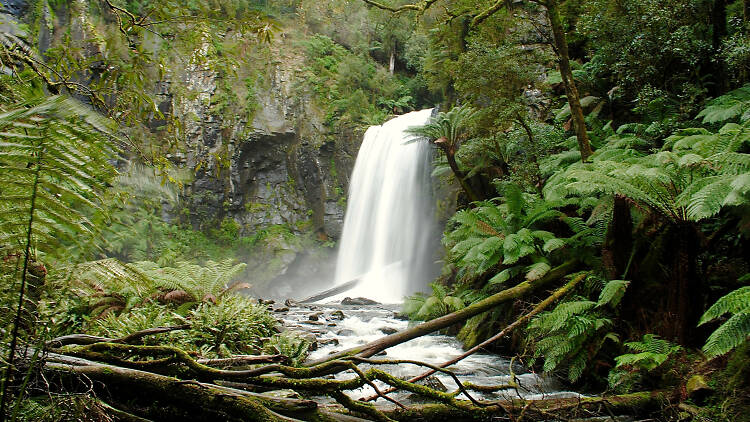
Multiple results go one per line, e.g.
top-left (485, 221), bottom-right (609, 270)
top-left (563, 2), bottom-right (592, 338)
top-left (0, 95), bottom-right (117, 256)
top-left (699, 282), bottom-right (750, 358)
top-left (526, 276), bottom-right (626, 383)
top-left (92, 296), bottom-right (278, 358)
top-left (403, 283), bottom-right (464, 321)
top-left (613, 335), bottom-right (682, 371)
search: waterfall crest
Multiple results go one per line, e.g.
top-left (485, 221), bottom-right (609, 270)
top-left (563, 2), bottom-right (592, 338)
top-left (333, 109), bottom-right (438, 303)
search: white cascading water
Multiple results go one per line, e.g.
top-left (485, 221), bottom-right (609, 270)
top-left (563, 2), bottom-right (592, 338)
top-left (333, 109), bottom-right (438, 303)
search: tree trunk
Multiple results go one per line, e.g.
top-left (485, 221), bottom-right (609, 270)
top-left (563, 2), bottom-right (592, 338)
top-left (664, 223), bottom-right (701, 345)
top-left (711, 0), bottom-right (728, 96)
top-left (308, 260), bottom-right (579, 365)
top-left (437, 141), bottom-right (481, 203)
top-left (602, 195), bottom-right (633, 280)
top-left (546, 0), bottom-right (593, 162)
top-left (300, 278), bottom-right (361, 303)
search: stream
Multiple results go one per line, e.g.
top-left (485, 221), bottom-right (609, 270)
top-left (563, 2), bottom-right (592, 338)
top-left (277, 301), bottom-right (582, 405)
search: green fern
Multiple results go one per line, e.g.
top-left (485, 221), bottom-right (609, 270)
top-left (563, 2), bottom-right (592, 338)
top-left (403, 282), bottom-right (465, 321)
top-left (696, 84), bottom-right (750, 124)
top-left (527, 276), bottom-right (624, 382)
top-left (699, 282), bottom-right (750, 358)
top-left (0, 95), bottom-right (117, 253)
top-left (613, 334), bottom-right (681, 371)
top-left (0, 94), bottom-right (117, 414)
top-left (131, 259), bottom-right (248, 301)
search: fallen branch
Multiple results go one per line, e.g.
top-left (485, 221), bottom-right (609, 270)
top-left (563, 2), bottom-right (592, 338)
top-left (46, 325), bottom-right (190, 347)
top-left (308, 260), bottom-right (578, 365)
top-left (362, 271), bottom-right (588, 400)
top-left (300, 278), bottom-right (361, 303)
top-left (197, 354), bottom-right (291, 367)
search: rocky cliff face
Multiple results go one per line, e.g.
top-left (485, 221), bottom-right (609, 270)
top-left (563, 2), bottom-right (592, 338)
top-left (172, 46), bottom-right (359, 241)
top-left (8, 0), bottom-right (360, 241)
top-left (5, 0), bottom-right (367, 296)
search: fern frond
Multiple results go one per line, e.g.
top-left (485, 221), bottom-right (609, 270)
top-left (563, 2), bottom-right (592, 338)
top-left (699, 286), bottom-right (750, 325)
top-left (702, 312), bottom-right (750, 358)
top-left (597, 280), bottom-right (630, 308)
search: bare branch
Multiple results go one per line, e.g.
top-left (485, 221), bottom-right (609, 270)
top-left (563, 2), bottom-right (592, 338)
top-left (361, 0), bottom-right (440, 14)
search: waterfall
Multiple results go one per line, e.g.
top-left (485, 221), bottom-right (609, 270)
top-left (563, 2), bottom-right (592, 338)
top-left (333, 109), bottom-right (438, 303)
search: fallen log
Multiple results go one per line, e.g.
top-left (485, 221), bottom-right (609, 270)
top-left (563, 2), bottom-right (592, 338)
top-left (197, 354), bottom-right (290, 367)
top-left (307, 260), bottom-right (579, 365)
top-left (381, 391), bottom-right (668, 422)
top-left (362, 271), bottom-right (589, 401)
top-left (46, 324), bottom-right (190, 347)
top-left (300, 278), bottom-right (361, 303)
top-left (45, 359), bottom-right (318, 422)
top-left (38, 346), bottom-right (668, 422)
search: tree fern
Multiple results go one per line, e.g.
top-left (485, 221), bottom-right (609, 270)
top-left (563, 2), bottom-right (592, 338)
top-left (0, 96), bottom-right (117, 253)
top-left (699, 283), bottom-right (750, 358)
top-left (0, 95), bottom-right (117, 415)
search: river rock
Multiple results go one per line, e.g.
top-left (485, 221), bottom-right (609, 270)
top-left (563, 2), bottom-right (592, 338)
top-left (284, 299), bottom-right (298, 307)
top-left (392, 312), bottom-right (409, 321)
top-left (330, 310), bottom-right (345, 320)
top-left (273, 307), bottom-right (289, 313)
top-left (417, 375), bottom-right (448, 392)
top-left (308, 312), bottom-right (323, 321)
top-left (319, 338), bottom-right (339, 346)
top-left (337, 329), bottom-right (355, 336)
top-left (379, 327), bottom-right (398, 335)
top-left (341, 297), bottom-right (379, 305)
top-left (298, 333), bottom-right (318, 351)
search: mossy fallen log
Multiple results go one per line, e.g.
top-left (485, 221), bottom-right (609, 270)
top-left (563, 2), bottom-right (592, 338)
top-left (44, 361), bottom-right (321, 422)
top-left (41, 352), bottom-right (667, 422)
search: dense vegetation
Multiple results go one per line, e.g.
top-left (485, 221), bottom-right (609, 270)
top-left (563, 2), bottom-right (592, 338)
top-left (0, 0), bottom-right (749, 420)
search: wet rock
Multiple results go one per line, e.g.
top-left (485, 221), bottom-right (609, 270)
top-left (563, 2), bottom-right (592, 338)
top-left (259, 299), bottom-right (275, 305)
top-left (341, 297), bottom-right (379, 305)
top-left (299, 333), bottom-right (318, 351)
top-left (417, 375), bottom-right (447, 392)
top-left (686, 375), bottom-right (712, 403)
top-left (304, 320), bottom-right (326, 326)
top-left (308, 312), bottom-right (323, 321)
top-left (330, 310), bottom-right (345, 320)
top-left (319, 338), bottom-right (339, 347)
top-left (284, 298), bottom-right (298, 307)
top-left (379, 327), bottom-right (398, 335)
top-left (337, 329), bottom-right (355, 336)
top-left (393, 312), bottom-right (409, 321)
top-left (273, 307), bottom-right (290, 313)
top-left (327, 323), bottom-right (337, 327)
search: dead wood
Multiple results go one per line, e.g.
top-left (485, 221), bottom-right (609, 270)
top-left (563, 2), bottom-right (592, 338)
top-left (46, 324), bottom-right (190, 347)
top-left (299, 278), bottom-right (361, 303)
top-left (308, 260), bottom-right (579, 365)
